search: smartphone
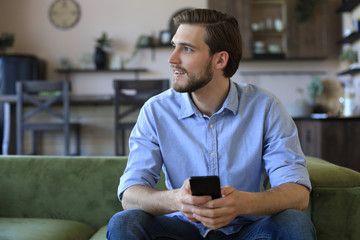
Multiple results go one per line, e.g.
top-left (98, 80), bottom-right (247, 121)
top-left (189, 176), bottom-right (221, 199)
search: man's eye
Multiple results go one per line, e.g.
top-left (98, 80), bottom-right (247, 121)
top-left (184, 47), bottom-right (193, 52)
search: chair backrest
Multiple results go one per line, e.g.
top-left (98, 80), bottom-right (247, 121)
top-left (16, 81), bottom-right (71, 154)
top-left (113, 79), bottom-right (170, 120)
top-left (16, 81), bottom-right (70, 123)
top-left (113, 79), bottom-right (169, 155)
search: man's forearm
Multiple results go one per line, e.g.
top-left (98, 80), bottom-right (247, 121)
top-left (239, 183), bottom-right (310, 216)
top-left (121, 185), bottom-right (179, 216)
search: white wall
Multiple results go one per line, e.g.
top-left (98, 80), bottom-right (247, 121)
top-left (1, 0), bottom-right (342, 107)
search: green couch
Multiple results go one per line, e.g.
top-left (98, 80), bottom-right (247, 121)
top-left (0, 155), bottom-right (359, 240)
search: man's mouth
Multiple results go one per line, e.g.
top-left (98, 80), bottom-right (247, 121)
top-left (171, 65), bottom-right (186, 78)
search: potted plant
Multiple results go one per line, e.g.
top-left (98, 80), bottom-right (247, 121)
top-left (94, 32), bottom-right (111, 69)
top-left (339, 48), bottom-right (358, 70)
top-left (0, 32), bottom-right (15, 54)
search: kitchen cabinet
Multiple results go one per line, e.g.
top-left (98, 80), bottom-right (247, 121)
top-left (294, 118), bottom-right (360, 172)
top-left (208, 0), bottom-right (252, 59)
top-left (208, 0), bottom-right (341, 60)
top-left (286, 0), bottom-right (341, 59)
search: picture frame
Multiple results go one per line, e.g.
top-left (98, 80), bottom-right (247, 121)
top-left (159, 30), bottom-right (172, 45)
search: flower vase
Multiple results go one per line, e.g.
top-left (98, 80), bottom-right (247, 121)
top-left (94, 48), bottom-right (107, 69)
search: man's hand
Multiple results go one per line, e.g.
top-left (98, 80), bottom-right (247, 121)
top-left (177, 180), bottom-right (242, 229)
top-left (176, 179), bottom-right (212, 222)
top-left (190, 185), bottom-right (241, 229)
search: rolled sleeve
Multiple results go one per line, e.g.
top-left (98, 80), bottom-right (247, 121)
top-left (263, 99), bottom-right (312, 191)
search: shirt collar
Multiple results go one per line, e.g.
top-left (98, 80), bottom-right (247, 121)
top-left (178, 80), bottom-right (239, 119)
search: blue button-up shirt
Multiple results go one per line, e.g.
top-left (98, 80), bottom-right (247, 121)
top-left (118, 80), bottom-right (311, 237)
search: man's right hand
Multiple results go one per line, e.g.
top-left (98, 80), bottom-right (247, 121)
top-left (176, 179), bottom-right (212, 222)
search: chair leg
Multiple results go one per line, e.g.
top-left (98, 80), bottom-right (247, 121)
top-left (75, 125), bottom-right (81, 156)
top-left (115, 126), bottom-right (119, 156)
top-left (121, 129), bottom-right (125, 156)
top-left (32, 130), bottom-right (38, 155)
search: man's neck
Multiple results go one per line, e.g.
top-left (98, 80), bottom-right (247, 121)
top-left (190, 77), bottom-right (230, 117)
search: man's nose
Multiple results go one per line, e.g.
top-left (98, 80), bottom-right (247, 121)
top-left (168, 49), bottom-right (180, 64)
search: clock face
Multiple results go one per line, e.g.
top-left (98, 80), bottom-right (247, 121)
top-left (49, 0), bottom-right (81, 29)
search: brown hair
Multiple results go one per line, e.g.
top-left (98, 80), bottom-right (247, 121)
top-left (173, 8), bottom-right (242, 78)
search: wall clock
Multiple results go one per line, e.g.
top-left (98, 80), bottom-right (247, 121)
top-left (48, 0), bottom-right (81, 29)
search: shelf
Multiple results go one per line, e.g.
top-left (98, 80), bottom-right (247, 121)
top-left (252, 53), bottom-right (285, 60)
top-left (56, 68), bottom-right (148, 81)
top-left (336, 0), bottom-right (360, 12)
top-left (252, 30), bottom-right (285, 36)
top-left (56, 68), bottom-right (147, 74)
top-left (138, 43), bottom-right (172, 49)
top-left (338, 67), bottom-right (360, 75)
top-left (338, 31), bottom-right (360, 44)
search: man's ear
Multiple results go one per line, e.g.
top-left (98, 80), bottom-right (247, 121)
top-left (214, 51), bottom-right (229, 71)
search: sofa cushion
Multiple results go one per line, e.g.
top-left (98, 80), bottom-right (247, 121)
top-left (306, 156), bottom-right (360, 188)
top-left (89, 225), bottom-right (108, 240)
top-left (0, 218), bottom-right (96, 240)
top-left (0, 156), bottom-right (125, 229)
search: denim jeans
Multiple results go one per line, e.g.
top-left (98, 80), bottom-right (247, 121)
top-left (106, 209), bottom-right (316, 240)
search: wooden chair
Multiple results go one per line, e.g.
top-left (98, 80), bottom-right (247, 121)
top-left (16, 81), bottom-right (81, 155)
top-left (113, 79), bottom-right (169, 155)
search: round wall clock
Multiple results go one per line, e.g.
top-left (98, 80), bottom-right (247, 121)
top-left (49, 0), bottom-right (81, 29)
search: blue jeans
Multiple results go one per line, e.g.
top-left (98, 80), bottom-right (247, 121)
top-left (107, 209), bottom-right (316, 240)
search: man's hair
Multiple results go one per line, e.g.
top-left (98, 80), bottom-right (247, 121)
top-left (173, 8), bottom-right (242, 78)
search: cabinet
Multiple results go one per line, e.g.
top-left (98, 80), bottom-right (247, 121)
top-left (294, 118), bottom-right (360, 172)
top-left (208, 0), bottom-right (341, 60)
top-left (208, 0), bottom-right (252, 59)
top-left (250, 1), bottom-right (286, 59)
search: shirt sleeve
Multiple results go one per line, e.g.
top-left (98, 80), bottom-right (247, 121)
top-left (262, 97), bottom-right (312, 191)
top-left (117, 102), bottom-right (163, 200)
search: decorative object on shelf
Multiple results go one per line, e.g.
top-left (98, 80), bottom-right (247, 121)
top-left (295, 0), bottom-right (317, 23)
top-left (78, 53), bottom-right (93, 69)
top-left (94, 32), bottom-right (111, 70)
top-left (138, 35), bottom-right (154, 47)
top-left (314, 79), bottom-right (343, 117)
top-left (343, 78), bottom-right (358, 117)
top-left (0, 32), bottom-right (15, 54)
top-left (159, 30), bottom-right (172, 46)
top-left (307, 76), bottom-right (323, 110)
top-left (338, 47), bottom-right (358, 70)
top-left (274, 18), bottom-right (284, 32)
top-left (285, 88), bottom-right (312, 118)
top-left (60, 57), bottom-right (74, 69)
top-left (48, 0), bottom-right (81, 30)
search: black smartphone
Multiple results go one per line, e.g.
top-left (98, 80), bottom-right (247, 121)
top-left (189, 176), bottom-right (221, 199)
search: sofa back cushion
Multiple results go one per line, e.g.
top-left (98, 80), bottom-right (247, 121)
top-left (0, 156), bottom-right (130, 229)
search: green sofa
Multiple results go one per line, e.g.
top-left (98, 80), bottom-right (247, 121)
top-left (0, 155), bottom-right (359, 240)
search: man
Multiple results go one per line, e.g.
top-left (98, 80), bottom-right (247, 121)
top-left (107, 9), bottom-right (316, 239)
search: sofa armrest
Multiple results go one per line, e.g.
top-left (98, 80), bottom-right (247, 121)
top-left (306, 156), bottom-right (360, 240)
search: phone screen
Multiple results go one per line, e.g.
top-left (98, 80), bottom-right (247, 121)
top-left (189, 176), bottom-right (221, 199)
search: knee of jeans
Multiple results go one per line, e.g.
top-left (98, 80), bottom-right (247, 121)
top-left (107, 209), bottom-right (153, 238)
top-left (108, 209), bottom-right (150, 228)
top-left (273, 209), bottom-right (316, 237)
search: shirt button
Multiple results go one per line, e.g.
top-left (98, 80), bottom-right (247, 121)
top-left (211, 152), bottom-right (215, 156)
top-left (210, 124), bottom-right (214, 128)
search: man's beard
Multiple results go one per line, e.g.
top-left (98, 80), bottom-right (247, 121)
top-left (172, 59), bottom-right (213, 93)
